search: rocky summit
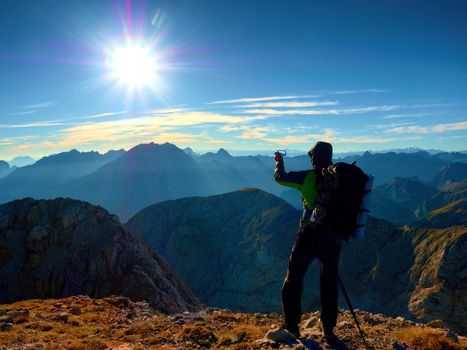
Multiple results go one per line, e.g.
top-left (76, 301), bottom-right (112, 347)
top-left (0, 295), bottom-right (466, 350)
top-left (0, 198), bottom-right (200, 314)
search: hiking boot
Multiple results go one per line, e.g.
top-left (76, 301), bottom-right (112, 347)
top-left (324, 336), bottom-right (348, 350)
top-left (317, 320), bottom-right (348, 350)
top-left (265, 326), bottom-right (299, 343)
top-left (318, 318), bottom-right (335, 339)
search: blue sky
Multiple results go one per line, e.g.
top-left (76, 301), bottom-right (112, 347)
top-left (0, 0), bottom-right (466, 160)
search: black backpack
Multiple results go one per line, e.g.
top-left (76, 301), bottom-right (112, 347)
top-left (317, 162), bottom-right (368, 240)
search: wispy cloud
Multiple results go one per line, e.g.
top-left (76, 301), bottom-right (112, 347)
top-left (150, 108), bottom-right (193, 114)
top-left (369, 122), bottom-right (415, 130)
top-left (19, 101), bottom-right (55, 109)
top-left (9, 110), bottom-right (37, 116)
top-left (219, 125), bottom-right (240, 132)
top-left (208, 95), bottom-right (320, 105)
top-left (410, 103), bottom-right (460, 108)
top-left (241, 105), bottom-right (400, 115)
top-left (0, 121), bottom-right (70, 128)
top-left (6, 110), bottom-right (267, 152)
top-left (74, 111), bottom-right (127, 120)
top-left (237, 126), bottom-right (270, 139)
top-left (236, 101), bottom-right (338, 108)
top-left (139, 111), bottom-right (267, 126)
top-left (243, 128), bottom-right (394, 145)
top-left (331, 89), bottom-right (388, 95)
top-left (386, 121), bottom-right (467, 134)
top-left (383, 113), bottom-right (428, 119)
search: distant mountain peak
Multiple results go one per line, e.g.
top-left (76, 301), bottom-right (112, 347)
top-left (128, 142), bottom-right (181, 154)
top-left (9, 156), bottom-right (35, 167)
top-left (0, 160), bottom-right (9, 170)
top-left (217, 148), bottom-right (231, 157)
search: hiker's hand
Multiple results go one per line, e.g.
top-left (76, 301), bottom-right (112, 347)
top-left (275, 152), bottom-right (283, 162)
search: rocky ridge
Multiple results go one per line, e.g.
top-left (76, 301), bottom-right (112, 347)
top-left (0, 198), bottom-right (200, 313)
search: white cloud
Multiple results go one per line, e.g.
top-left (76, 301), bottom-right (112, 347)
top-left (236, 126), bottom-right (271, 139)
top-left (208, 94), bottom-right (320, 104)
top-left (331, 89), bottom-right (388, 95)
top-left (19, 101), bottom-right (55, 109)
top-left (369, 122), bottom-right (415, 130)
top-left (9, 110), bottom-right (37, 116)
top-left (383, 113), bottom-right (428, 119)
top-left (386, 121), bottom-right (467, 134)
top-left (5, 110), bottom-right (267, 152)
top-left (236, 101), bottom-right (338, 108)
top-left (150, 108), bottom-right (193, 114)
top-left (219, 125), bottom-right (241, 132)
top-left (241, 105), bottom-right (400, 115)
top-left (0, 121), bottom-right (70, 128)
top-left (74, 111), bottom-right (127, 120)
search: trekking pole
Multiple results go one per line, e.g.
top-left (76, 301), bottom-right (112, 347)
top-left (337, 274), bottom-right (373, 350)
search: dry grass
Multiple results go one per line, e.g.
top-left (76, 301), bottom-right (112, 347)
top-left (393, 326), bottom-right (467, 350)
top-left (2, 296), bottom-right (465, 350)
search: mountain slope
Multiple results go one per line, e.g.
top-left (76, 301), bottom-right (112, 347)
top-left (0, 198), bottom-right (200, 313)
top-left (431, 162), bottom-right (467, 189)
top-left (126, 188), bottom-right (297, 312)
top-left (66, 143), bottom-right (212, 221)
top-left (126, 189), bottom-right (466, 333)
top-left (340, 151), bottom-right (448, 186)
top-left (0, 160), bottom-right (14, 179)
top-left (371, 177), bottom-right (438, 225)
top-left (0, 149), bottom-right (124, 203)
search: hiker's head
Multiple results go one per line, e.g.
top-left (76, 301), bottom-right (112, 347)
top-left (308, 141), bottom-right (333, 169)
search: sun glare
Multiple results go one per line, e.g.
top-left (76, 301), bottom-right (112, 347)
top-left (107, 44), bottom-right (158, 89)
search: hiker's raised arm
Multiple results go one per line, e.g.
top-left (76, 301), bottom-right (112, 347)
top-left (274, 159), bottom-right (308, 189)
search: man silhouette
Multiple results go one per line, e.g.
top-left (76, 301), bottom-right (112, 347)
top-left (272, 141), bottom-right (341, 343)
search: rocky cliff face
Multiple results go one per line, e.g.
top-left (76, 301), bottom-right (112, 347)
top-left (0, 198), bottom-right (200, 313)
top-left (126, 189), bottom-right (466, 334)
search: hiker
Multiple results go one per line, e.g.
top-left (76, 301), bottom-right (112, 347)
top-left (272, 141), bottom-right (341, 343)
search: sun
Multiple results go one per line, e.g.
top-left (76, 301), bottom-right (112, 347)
top-left (106, 43), bottom-right (159, 89)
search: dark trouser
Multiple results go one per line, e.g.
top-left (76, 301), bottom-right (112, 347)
top-left (282, 222), bottom-right (341, 332)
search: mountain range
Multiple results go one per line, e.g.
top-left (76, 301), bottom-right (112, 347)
top-left (0, 143), bottom-right (465, 223)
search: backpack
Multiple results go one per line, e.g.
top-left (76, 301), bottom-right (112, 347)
top-left (315, 162), bottom-right (369, 240)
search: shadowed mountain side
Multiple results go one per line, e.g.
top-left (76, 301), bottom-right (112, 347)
top-left (195, 149), bottom-right (277, 195)
top-left (65, 143), bottom-right (216, 221)
top-left (415, 179), bottom-right (467, 228)
top-left (339, 151), bottom-right (449, 186)
top-left (126, 188), bottom-right (297, 312)
top-left (126, 189), bottom-right (466, 334)
top-left (0, 198), bottom-right (200, 313)
top-left (431, 162), bottom-right (467, 189)
top-left (0, 160), bottom-right (14, 180)
top-left (370, 177), bottom-right (438, 225)
top-left (0, 149), bottom-right (124, 203)
top-left (417, 198), bottom-right (467, 228)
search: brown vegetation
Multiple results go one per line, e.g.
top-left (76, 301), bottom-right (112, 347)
top-left (0, 296), bottom-right (466, 350)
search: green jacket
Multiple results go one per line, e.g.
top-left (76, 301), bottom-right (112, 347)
top-left (274, 160), bottom-right (318, 209)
